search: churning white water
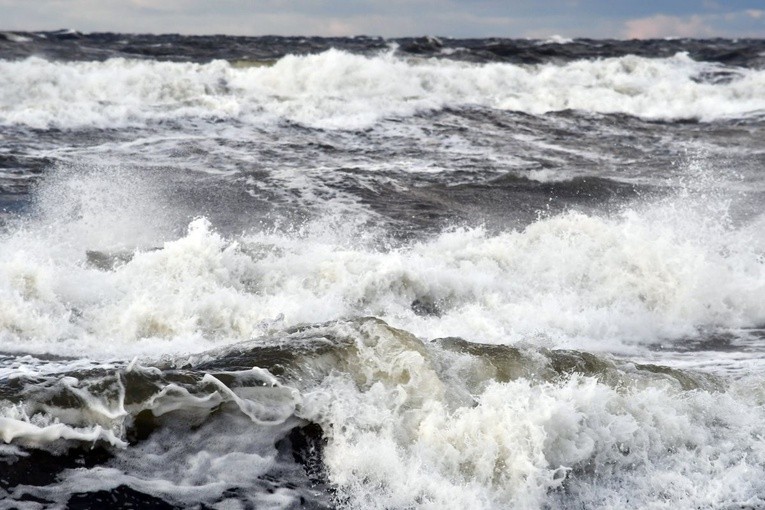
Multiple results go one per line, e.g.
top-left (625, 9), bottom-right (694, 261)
top-left (1, 50), bottom-right (764, 130)
top-left (1, 35), bottom-right (764, 509)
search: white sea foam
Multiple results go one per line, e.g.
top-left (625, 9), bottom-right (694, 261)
top-left (539, 34), bottom-right (574, 44)
top-left (296, 320), bottom-right (765, 509)
top-left (0, 362), bottom-right (306, 508)
top-left (0, 417), bottom-right (125, 448)
top-left (0, 404), bottom-right (126, 449)
top-left (0, 160), bottom-right (762, 360)
top-left (1, 51), bottom-right (764, 129)
top-left (4, 319), bottom-right (764, 509)
top-left (1, 32), bottom-right (32, 43)
top-left (31, 412), bottom-right (306, 509)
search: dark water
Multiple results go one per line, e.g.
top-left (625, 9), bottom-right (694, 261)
top-left (0, 32), bottom-right (764, 509)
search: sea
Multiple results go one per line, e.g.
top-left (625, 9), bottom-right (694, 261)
top-left (0, 31), bottom-right (764, 509)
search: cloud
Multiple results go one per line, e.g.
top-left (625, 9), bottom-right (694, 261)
top-left (624, 14), bottom-right (714, 38)
top-left (129, 0), bottom-right (185, 13)
top-left (0, 0), bottom-right (762, 38)
top-left (623, 10), bottom-right (764, 39)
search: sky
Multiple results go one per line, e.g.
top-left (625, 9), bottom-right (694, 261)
top-left (0, 0), bottom-right (764, 39)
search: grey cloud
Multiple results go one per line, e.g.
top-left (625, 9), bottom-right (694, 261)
top-left (0, 0), bottom-right (762, 37)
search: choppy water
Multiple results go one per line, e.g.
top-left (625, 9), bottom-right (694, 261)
top-left (1, 31), bottom-right (765, 509)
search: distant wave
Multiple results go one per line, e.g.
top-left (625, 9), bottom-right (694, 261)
top-left (1, 51), bottom-right (764, 129)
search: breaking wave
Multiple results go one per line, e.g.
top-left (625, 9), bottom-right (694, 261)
top-left (1, 162), bottom-right (763, 358)
top-left (1, 319), bottom-right (763, 509)
top-left (1, 50), bottom-right (764, 129)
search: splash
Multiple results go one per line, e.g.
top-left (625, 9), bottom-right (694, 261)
top-left (0, 158), bottom-right (762, 358)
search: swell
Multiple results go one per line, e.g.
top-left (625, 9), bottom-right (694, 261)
top-left (1, 318), bottom-right (762, 508)
top-left (1, 50), bottom-right (764, 129)
top-left (2, 32), bottom-right (765, 69)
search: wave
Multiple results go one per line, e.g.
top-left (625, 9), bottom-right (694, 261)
top-left (1, 163), bottom-right (763, 358)
top-left (1, 319), bottom-right (763, 508)
top-left (1, 50), bottom-right (764, 129)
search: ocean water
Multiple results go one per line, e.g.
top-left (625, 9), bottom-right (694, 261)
top-left (1, 31), bottom-right (765, 509)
